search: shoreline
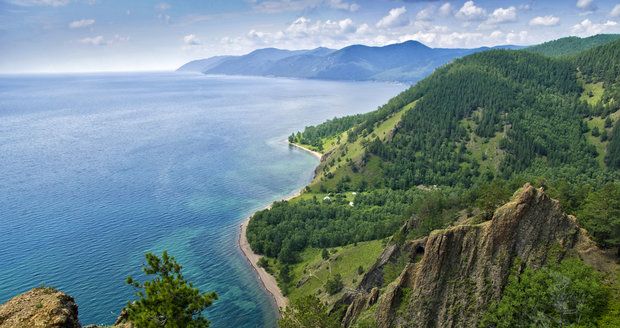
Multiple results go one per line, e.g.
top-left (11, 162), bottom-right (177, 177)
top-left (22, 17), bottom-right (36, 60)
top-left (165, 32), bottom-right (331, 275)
top-left (288, 141), bottom-right (323, 160)
top-left (238, 141), bottom-right (323, 312)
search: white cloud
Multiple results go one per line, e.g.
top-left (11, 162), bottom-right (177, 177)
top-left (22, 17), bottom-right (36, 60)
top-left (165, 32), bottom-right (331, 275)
top-left (488, 6), bottom-right (517, 24)
top-left (69, 19), bottom-right (95, 29)
top-left (183, 34), bottom-right (201, 45)
top-left (576, 0), bottom-right (597, 11)
top-left (611, 4), bottom-right (620, 17)
top-left (233, 16), bottom-right (367, 49)
top-left (78, 35), bottom-right (128, 46)
top-left (416, 6), bottom-right (435, 21)
top-left (455, 1), bottom-right (487, 21)
top-left (571, 19), bottom-right (617, 35)
top-left (79, 35), bottom-right (105, 46)
top-left (439, 3), bottom-right (453, 16)
top-left (249, 0), bottom-right (359, 13)
top-left (286, 16), bottom-right (361, 37)
top-left (506, 30), bottom-right (528, 44)
top-left (529, 15), bottom-right (560, 26)
top-left (325, 0), bottom-right (359, 12)
top-left (7, 0), bottom-right (69, 6)
top-left (399, 31), bottom-right (436, 44)
top-left (376, 7), bottom-right (409, 29)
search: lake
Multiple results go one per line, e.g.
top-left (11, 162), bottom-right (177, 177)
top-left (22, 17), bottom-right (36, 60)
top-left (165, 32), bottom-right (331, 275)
top-left (0, 72), bottom-right (404, 326)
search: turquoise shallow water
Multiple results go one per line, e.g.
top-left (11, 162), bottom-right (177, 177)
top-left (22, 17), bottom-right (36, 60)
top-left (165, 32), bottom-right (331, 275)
top-left (0, 72), bottom-right (404, 326)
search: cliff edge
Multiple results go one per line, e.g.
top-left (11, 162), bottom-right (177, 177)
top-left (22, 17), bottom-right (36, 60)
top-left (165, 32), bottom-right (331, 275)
top-left (342, 184), bottom-right (615, 327)
top-left (0, 288), bottom-right (80, 328)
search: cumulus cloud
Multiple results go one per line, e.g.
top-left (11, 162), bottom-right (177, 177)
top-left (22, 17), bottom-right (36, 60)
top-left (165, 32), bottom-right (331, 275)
top-left (183, 34), bottom-right (201, 45)
top-left (79, 35), bottom-right (105, 46)
top-left (7, 0), bottom-right (69, 6)
top-left (611, 4), bottom-right (620, 17)
top-left (439, 2), bottom-right (453, 16)
top-left (249, 0), bottom-right (359, 13)
top-left (487, 6), bottom-right (517, 24)
top-left (224, 15), bottom-right (370, 51)
top-left (78, 35), bottom-right (128, 46)
top-left (376, 7), bottom-right (409, 28)
top-left (455, 1), bottom-right (487, 21)
top-left (416, 6), bottom-right (435, 21)
top-left (326, 0), bottom-right (359, 11)
top-left (571, 19), bottom-right (617, 35)
top-left (69, 19), bottom-right (95, 29)
top-left (529, 15), bottom-right (560, 26)
top-left (576, 0), bottom-right (597, 11)
top-left (505, 30), bottom-right (528, 44)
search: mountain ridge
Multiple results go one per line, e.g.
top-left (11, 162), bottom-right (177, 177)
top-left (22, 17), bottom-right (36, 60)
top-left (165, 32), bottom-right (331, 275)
top-left (177, 40), bottom-right (523, 83)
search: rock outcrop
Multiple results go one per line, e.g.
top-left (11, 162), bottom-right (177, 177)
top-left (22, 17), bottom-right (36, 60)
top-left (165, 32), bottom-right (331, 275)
top-left (343, 184), bottom-right (613, 328)
top-left (0, 288), bottom-right (134, 328)
top-left (0, 288), bottom-right (81, 328)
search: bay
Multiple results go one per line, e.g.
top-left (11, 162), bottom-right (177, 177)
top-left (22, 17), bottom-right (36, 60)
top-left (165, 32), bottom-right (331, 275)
top-left (0, 72), bottom-right (403, 326)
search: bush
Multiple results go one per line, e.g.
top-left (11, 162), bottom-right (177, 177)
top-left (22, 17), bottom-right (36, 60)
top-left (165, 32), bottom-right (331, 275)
top-left (480, 258), bottom-right (609, 328)
top-left (257, 257), bottom-right (269, 269)
top-left (324, 274), bottom-right (344, 295)
top-left (279, 295), bottom-right (340, 328)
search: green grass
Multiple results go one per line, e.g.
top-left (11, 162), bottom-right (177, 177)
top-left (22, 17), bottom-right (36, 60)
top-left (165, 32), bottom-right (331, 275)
top-left (286, 240), bottom-right (384, 303)
top-left (460, 109), bottom-right (506, 172)
top-left (306, 100), bottom-right (418, 193)
top-left (580, 82), bottom-right (604, 106)
top-left (351, 303), bottom-right (379, 328)
top-left (583, 109), bottom-right (619, 168)
top-left (585, 116), bottom-right (608, 167)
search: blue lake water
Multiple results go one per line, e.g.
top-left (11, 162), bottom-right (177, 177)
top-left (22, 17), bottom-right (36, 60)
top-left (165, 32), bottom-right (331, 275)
top-left (0, 72), bottom-right (404, 326)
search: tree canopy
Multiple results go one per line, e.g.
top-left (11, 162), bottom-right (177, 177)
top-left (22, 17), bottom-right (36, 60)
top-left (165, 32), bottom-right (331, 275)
top-left (125, 251), bottom-right (217, 328)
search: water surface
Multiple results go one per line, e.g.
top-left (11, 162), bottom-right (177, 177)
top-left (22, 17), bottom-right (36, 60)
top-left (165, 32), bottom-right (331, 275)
top-left (0, 72), bottom-right (404, 326)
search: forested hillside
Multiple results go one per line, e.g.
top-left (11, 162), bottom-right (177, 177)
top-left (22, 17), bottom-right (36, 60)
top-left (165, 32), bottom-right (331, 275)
top-left (526, 34), bottom-right (620, 57)
top-left (247, 36), bottom-right (620, 327)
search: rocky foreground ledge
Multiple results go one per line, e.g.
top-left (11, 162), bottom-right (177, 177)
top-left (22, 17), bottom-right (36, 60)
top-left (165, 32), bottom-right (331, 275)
top-left (0, 287), bottom-right (132, 328)
top-left (0, 287), bottom-right (80, 328)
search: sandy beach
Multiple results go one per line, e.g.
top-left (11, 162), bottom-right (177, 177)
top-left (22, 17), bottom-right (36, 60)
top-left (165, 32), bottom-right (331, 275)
top-left (238, 141), bottom-right (322, 312)
top-left (288, 142), bottom-right (323, 160)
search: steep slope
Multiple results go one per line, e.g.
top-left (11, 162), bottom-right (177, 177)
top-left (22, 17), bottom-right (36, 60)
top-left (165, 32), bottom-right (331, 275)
top-left (341, 185), bottom-right (616, 327)
top-left (526, 34), bottom-right (620, 57)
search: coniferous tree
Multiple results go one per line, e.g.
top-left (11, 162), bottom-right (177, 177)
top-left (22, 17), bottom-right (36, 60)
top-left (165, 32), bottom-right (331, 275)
top-left (125, 251), bottom-right (217, 328)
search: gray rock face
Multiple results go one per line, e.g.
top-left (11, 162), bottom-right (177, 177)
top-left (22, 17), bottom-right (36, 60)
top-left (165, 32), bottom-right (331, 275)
top-left (344, 184), bottom-right (610, 328)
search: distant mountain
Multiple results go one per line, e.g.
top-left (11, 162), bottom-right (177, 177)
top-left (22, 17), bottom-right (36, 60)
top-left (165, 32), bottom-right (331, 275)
top-left (525, 34), bottom-right (620, 57)
top-left (177, 41), bottom-right (522, 83)
top-left (177, 55), bottom-right (234, 72)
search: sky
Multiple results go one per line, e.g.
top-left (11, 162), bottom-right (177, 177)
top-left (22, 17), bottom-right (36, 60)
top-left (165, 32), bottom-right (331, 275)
top-left (1, 0), bottom-right (619, 73)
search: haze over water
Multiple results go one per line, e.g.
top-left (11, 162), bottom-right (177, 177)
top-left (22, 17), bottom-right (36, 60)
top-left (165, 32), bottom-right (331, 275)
top-left (0, 72), bottom-right (403, 327)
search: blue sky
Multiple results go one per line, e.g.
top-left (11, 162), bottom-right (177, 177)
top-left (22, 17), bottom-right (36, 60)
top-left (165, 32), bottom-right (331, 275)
top-left (1, 0), bottom-right (619, 73)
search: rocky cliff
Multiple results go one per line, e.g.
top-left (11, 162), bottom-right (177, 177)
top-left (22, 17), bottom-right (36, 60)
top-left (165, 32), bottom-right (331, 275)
top-left (0, 288), bottom-right (132, 328)
top-left (0, 288), bottom-right (80, 328)
top-left (341, 184), bottom-right (614, 328)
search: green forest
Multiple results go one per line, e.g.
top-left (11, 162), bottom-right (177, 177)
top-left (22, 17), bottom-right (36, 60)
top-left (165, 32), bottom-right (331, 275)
top-left (247, 35), bottom-right (620, 327)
